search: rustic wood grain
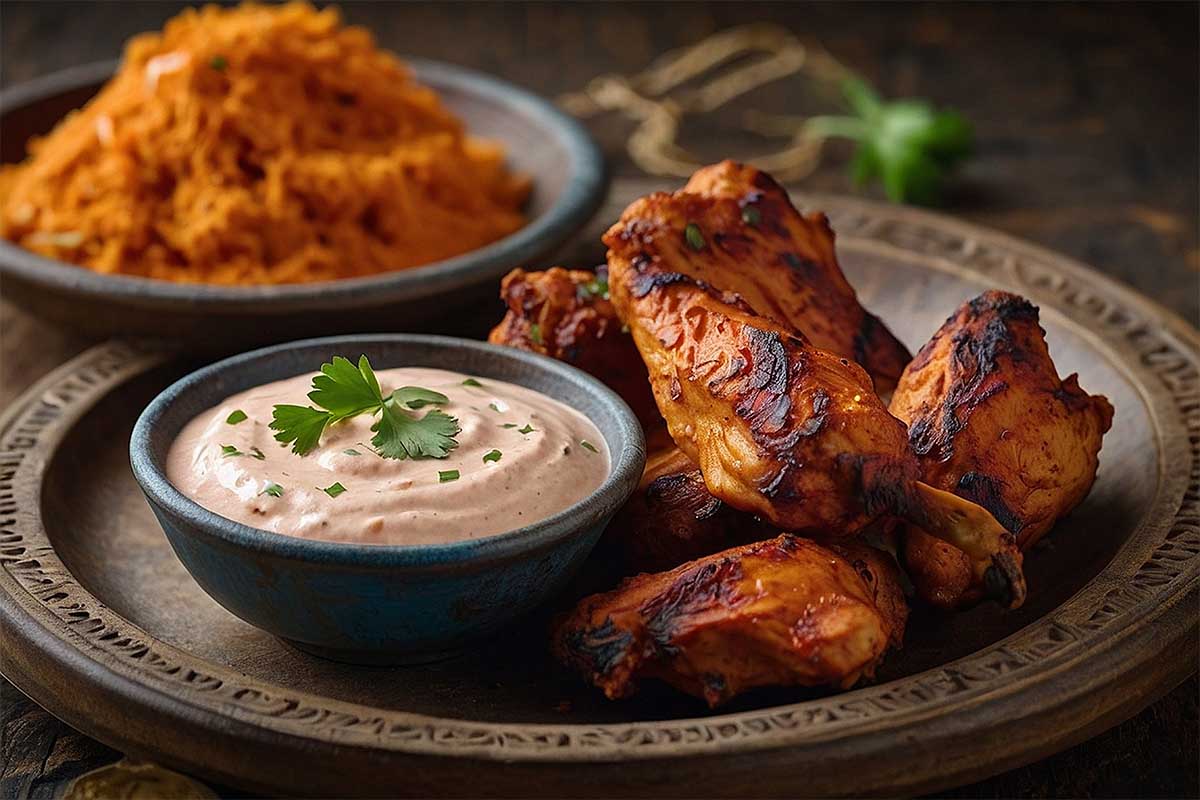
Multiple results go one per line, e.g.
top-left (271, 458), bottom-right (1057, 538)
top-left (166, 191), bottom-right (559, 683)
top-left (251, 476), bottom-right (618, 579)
top-left (1, 2), bottom-right (1197, 798)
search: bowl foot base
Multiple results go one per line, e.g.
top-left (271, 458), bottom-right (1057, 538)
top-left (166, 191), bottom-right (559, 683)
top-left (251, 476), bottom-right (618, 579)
top-left (281, 637), bottom-right (466, 666)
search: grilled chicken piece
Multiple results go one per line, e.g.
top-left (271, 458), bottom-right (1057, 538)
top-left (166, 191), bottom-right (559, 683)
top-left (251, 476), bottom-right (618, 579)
top-left (490, 266), bottom-right (759, 576)
top-left (553, 535), bottom-right (907, 707)
top-left (605, 210), bottom-right (1026, 606)
top-left (889, 291), bottom-right (1114, 607)
top-left (648, 160), bottom-right (910, 395)
top-left (598, 444), bottom-right (771, 575)
top-left (488, 267), bottom-right (659, 426)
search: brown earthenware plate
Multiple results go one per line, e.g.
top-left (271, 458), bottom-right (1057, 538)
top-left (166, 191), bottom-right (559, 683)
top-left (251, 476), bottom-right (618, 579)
top-left (1, 187), bottom-right (1196, 798)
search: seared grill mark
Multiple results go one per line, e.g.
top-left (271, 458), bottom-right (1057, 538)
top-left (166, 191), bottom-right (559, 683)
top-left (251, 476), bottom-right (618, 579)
top-left (733, 327), bottom-right (792, 433)
top-left (707, 354), bottom-right (747, 390)
top-left (909, 381), bottom-right (1007, 461)
top-left (781, 251), bottom-right (820, 277)
top-left (630, 270), bottom-right (700, 298)
top-left (910, 292), bottom-right (1031, 462)
top-left (967, 292), bottom-right (1039, 324)
top-left (565, 617), bottom-right (634, 677)
top-left (796, 389), bottom-right (831, 437)
top-left (956, 471), bottom-right (1024, 534)
top-left (645, 472), bottom-right (725, 521)
top-left (952, 316), bottom-right (1019, 384)
top-left (855, 456), bottom-right (918, 519)
top-left (641, 557), bottom-right (745, 648)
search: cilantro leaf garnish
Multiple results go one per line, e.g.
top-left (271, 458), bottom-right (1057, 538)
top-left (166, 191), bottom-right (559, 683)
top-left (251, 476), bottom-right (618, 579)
top-left (220, 444), bottom-right (243, 457)
top-left (343, 448), bottom-right (361, 456)
top-left (269, 405), bottom-right (331, 455)
top-left (390, 386), bottom-right (449, 409)
top-left (322, 482), bottom-right (347, 498)
top-left (500, 423), bottom-right (518, 429)
top-left (438, 469), bottom-right (460, 483)
top-left (580, 440), bottom-right (599, 453)
top-left (249, 446), bottom-right (266, 461)
top-left (684, 222), bottom-right (706, 250)
top-left (482, 449), bottom-right (502, 464)
top-left (308, 356), bottom-right (381, 422)
top-left (461, 378), bottom-right (483, 388)
top-left (269, 355), bottom-right (460, 460)
top-left (260, 481), bottom-right (284, 497)
top-left (372, 404), bottom-right (459, 460)
top-left (806, 76), bottom-right (972, 206)
top-left (518, 423), bottom-right (536, 434)
top-left (225, 409), bottom-right (248, 425)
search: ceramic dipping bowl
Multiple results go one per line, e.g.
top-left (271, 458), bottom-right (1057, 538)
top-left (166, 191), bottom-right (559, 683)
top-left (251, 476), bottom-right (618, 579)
top-left (130, 334), bottom-right (645, 663)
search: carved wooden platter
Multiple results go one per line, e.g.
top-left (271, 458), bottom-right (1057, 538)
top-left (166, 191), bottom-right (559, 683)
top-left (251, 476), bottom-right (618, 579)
top-left (2, 189), bottom-right (1197, 797)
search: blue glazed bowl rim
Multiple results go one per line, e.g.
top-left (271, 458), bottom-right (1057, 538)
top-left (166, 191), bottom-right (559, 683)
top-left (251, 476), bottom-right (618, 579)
top-left (130, 334), bottom-right (646, 569)
top-left (0, 59), bottom-right (606, 311)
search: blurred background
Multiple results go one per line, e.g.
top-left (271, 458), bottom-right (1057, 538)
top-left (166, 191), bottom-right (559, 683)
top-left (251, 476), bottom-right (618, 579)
top-left (4, 2), bottom-right (1197, 319)
top-left (2, 2), bottom-right (1197, 798)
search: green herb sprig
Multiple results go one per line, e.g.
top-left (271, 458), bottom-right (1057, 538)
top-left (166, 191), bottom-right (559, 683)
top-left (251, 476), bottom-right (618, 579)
top-left (806, 77), bottom-right (972, 206)
top-left (577, 276), bottom-right (609, 301)
top-left (269, 356), bottom-right (460, 460)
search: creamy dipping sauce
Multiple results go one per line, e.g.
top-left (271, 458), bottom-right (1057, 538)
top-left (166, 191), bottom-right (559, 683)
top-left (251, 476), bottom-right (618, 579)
top-left (166, 368), bottom-right (610, 545)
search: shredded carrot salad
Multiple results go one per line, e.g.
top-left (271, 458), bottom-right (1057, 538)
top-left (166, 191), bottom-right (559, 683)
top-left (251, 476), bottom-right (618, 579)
top-left (0, 3), bottom-right (530, 284)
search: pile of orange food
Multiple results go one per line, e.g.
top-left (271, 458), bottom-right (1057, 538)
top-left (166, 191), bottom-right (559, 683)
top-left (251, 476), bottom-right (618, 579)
top-left (0, 3), bottom-right (530, 284)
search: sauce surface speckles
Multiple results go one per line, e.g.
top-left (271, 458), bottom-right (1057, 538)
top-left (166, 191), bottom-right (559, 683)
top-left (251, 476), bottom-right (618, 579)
top-left (167, 367), bottom-right (609, 545)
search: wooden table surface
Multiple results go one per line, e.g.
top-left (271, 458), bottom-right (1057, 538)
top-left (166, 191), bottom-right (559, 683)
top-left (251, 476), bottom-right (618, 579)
top-left (2, 2), bottom-right (1197, 797)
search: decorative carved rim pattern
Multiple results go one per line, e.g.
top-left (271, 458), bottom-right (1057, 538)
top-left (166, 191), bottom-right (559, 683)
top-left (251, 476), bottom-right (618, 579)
top-left (1, 196), bottom-right (1197, 766)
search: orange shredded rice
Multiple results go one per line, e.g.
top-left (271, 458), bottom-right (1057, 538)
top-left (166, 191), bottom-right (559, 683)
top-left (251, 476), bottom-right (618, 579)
top-left (0, 3), bottom-right (530, 284)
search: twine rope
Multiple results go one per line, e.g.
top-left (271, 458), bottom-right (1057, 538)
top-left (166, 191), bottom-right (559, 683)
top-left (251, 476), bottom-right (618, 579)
top-left (560, 24), bottom-right (851, 181)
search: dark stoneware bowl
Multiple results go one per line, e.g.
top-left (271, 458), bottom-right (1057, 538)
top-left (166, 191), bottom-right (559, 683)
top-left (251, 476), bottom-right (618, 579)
top-left (0, 60), bottom-right (606, 348)
top-left (129, 334), bottom-right (645, 662)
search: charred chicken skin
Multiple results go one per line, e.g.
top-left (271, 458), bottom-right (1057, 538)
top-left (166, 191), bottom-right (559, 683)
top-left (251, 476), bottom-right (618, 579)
top-left (889, 291), bottom-right (1114, 607)
top-left (553, 535), bottom-right (908, 707)
top-left (605, 203), bottom-right (1027, 607)
top-left (599, 444), bottom-right (772, 575)
top-left (656, 160), bottom-right (911, 395)
top-left (488, 266), bottom-right (659, 427)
